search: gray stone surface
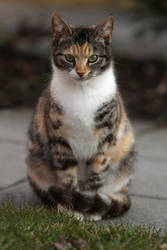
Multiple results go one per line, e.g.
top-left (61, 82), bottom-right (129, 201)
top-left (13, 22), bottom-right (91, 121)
top-left (131, 157), bottom-right (167, 199)
top-left (0, 109), bottom-right (32, 142)
top-left (0, 109), bottom-right (167, 229)
top-left (0, 142), bottom-right (26, 187)
top-left (137, 128), bottom-right (167, 160)
top-left (0, 109), bottom-right (32, 187)
top-left (114, 196), bottom-right (167, 230)
top-left (0, 180), bottom-right (41, 207)
top-left (132, 120), bottom-right (156, 137)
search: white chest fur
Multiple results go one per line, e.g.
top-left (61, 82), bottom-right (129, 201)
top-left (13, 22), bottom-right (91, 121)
top-left (50, 65), bottom-right (117, 161)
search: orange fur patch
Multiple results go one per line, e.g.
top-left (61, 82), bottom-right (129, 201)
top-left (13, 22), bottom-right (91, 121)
top-left (27, 161), bottom-right (78, 191)
top-left (107, 193), bottom-right (128, 203)
top-left (34, 98), bottom-right (48, 138)
top-left (111, 129), bottom-right (134, 164)
top-left (27, 163), bottom-right (57, 191)
top-left (65, 42), bottom-right (92, 75)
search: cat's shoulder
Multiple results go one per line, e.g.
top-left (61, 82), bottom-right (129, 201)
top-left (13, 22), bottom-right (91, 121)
top-left (36, 86), bottom-right (63, 118)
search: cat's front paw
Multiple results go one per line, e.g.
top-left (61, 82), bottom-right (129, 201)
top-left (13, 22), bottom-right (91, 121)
top-left (84, 214), bottom-right (102, 221)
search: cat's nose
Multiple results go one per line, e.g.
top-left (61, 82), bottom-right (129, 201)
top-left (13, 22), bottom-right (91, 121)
top-left (77, 72), bottom-right (85, 78)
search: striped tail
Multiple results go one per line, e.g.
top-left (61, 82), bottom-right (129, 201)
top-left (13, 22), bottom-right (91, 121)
top-left (49, 186), bottom-right (131, 218)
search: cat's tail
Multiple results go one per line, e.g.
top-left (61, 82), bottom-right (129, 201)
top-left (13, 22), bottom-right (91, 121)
top-left (49, 186), bottom-right (130, 218)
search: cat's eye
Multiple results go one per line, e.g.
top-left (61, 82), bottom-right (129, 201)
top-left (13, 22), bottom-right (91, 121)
top-left (88, 55), bottom-right (98, 63)
top-left (65, 54), bottom-right (75, 63)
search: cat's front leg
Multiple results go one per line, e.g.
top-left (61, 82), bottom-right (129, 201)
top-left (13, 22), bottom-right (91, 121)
top-left (86, 153), bottom-right (109, 190)
top-left (55, 165), bottom-right (78, 190)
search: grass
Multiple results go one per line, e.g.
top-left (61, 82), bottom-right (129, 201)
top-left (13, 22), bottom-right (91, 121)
top-left (0, 203), bottom-right (166, 250)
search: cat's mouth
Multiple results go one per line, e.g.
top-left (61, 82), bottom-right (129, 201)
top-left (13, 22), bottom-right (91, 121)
top-left (76, 75), bottom-right (90, 81)
top-left (70, 74), bottom-right (92, 82)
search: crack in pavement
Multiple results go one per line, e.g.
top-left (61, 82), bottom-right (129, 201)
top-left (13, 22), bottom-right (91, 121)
top-left (130, 193), bottom-right (167, 202)
top-left (1, 179), bottom-right (167, 202)
top-left (0, 178), bottom-right (27, 191)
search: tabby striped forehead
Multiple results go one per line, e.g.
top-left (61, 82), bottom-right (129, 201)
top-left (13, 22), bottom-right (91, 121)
top-left (64, 42), bottom-right (92, 58)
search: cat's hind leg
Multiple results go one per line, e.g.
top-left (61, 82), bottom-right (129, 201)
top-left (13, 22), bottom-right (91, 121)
top-left (101, 192), bottom-right (131, 219)
top-left (27, 153), bottom-right (78, 208)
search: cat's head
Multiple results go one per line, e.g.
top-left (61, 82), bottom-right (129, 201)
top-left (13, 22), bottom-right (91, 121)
top-left (51, 12), bottom-right (114, 82)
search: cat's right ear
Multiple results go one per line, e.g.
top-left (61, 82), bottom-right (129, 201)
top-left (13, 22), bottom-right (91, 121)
top-left (52, 12), bottom-right (73, 40)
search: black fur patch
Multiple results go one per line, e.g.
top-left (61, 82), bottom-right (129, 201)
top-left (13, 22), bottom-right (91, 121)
top-left (52, 136), bottom-right (71, 149)
top-left (57, 158), bottom-right (77, 170)
top-left (52, 120), bottom-right (62, 130)
top-left (88, 172), bottom-right (104, 190)
top-left (28, 123), bottom-right (56, 170)
top-left (96, 121), bottom-right (113, 129)
top-left (95, 100), bottom-right (116, 122)
top-left (101, 133), bottom-right (115, 145)
top-left (74, 27), bottom-right (94, 45)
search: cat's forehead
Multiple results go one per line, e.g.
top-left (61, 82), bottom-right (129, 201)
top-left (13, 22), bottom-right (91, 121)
top-left (64, 42), bottom-right (93, 57)
top-left (53, 26), bottom-right (106, 55)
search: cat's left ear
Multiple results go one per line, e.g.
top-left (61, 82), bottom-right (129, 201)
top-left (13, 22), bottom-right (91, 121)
top-left (52, 12), bottom-right (73, 40)
top-left (95, 14), bottom-right (114, 43)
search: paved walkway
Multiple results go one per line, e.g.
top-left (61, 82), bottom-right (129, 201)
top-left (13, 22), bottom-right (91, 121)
top-left (0, 109), bottom-right (167, 229)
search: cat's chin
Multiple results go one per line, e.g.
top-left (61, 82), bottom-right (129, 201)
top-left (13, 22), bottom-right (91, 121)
top-left (69, 76), bottom-right (91, 85)
top-left (68, 69), bottom-right (93, 84)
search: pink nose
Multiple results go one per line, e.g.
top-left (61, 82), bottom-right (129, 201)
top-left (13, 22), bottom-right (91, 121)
top-left (77, 72), bottom-right (85, 77)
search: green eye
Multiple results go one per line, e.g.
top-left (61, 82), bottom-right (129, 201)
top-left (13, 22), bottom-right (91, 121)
top-left (65, 54), bottom-right (75, 63)
top-left (88, 55), bottom-right (98, 63)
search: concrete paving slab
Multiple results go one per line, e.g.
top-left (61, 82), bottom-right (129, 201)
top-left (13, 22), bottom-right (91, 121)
top-left (0, 142), bottom-right (26, 187)
top-left (0, 109), bottom-right (32, 187)
top-left (136, 127), bottom-right (167, 160)
top-left (114, 196), bottom-right (167, 230)
top-left (0, 109), bottom-right (32, 142)
top-left (0, 180), bottom-right (41, 207)
top-left (132, 120), bottom-right (156, 137)
top-left (131, 157), bottom-right (167, 199)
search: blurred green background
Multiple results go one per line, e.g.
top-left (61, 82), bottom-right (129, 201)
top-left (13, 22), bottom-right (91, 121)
top-left (0, 0), bottom-right (167, 120)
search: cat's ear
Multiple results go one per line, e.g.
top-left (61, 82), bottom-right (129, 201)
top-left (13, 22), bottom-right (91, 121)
top-left (95, 14), bottom-right (114, 43)
top-left (52, 12), bottom-right (73, 40)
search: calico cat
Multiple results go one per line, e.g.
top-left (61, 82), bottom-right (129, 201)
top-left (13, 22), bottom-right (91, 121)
top-left (26, 12), bottom-right (135, 221)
